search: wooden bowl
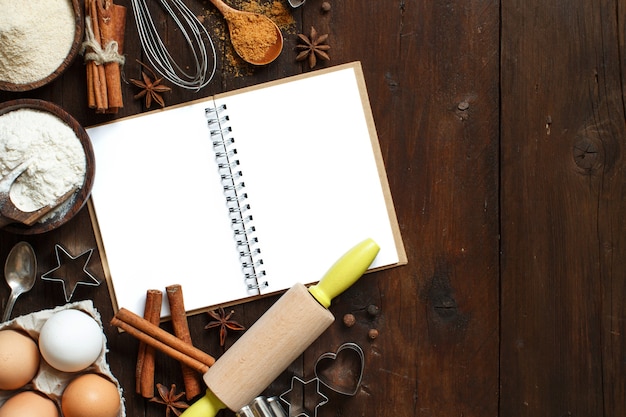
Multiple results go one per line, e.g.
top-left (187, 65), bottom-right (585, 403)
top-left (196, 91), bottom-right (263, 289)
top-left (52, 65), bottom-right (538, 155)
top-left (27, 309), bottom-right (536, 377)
top-left (0, 99), bottom-right (95, 234)
top-left (0, 0), bottom-right (83, 92)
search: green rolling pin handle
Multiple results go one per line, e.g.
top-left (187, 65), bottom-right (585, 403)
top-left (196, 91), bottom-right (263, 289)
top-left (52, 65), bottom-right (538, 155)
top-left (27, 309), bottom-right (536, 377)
top-left (308, 238), bottom-right (380, 308)
top-left (180, 238), bottom-right (379, 417)
top-left (183, 389), bottom-right (225, 417)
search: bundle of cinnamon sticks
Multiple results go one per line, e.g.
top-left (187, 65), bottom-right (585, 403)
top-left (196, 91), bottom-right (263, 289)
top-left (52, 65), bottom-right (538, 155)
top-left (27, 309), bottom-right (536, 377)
top-left (126, 285), bottom-right (207, 400)
top-left (83, 0), bottom-right (126, 113)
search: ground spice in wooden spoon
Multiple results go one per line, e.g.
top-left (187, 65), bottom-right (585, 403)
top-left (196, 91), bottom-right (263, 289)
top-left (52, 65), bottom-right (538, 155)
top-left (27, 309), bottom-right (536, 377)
top-left (200, 0), bottom-right (295, 76)
top-left (209, 0), bottom-right (283, 65)
top-left (224, 12), bottom-right (279, 63)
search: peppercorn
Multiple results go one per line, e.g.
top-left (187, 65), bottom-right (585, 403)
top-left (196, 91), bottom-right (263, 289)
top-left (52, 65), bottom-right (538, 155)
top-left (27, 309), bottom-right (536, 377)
top-left (321, 1), bottom-right (331, 12)
top-left (368, 328), bottom-right (379, 339)
top-left (343, 313), bottom-right (356, 327)
top-left (366, 304), bottom-right (380, 317)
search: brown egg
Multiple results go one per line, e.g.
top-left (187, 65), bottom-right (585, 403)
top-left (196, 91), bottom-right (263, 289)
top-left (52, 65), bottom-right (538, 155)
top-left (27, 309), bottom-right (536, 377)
top-left (0, 391), bottom-right (59, 417)
top-left (0, 329), bottom-right (40, 390)
top-left (61, 373), bottom-right (120, 417)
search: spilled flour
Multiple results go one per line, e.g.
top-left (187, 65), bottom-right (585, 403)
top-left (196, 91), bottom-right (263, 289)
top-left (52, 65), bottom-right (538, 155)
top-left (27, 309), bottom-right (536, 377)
top-left (0, 108), bottom-right (86, 213)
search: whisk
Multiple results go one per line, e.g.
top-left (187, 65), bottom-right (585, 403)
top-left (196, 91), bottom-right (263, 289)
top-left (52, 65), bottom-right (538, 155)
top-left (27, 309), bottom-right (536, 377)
top-left (130, 0), bottom-right (217, 90)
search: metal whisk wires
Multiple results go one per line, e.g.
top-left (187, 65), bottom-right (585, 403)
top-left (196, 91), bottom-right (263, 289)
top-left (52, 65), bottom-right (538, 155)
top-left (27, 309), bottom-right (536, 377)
top-left (130, 0), bottom-right (217, 90)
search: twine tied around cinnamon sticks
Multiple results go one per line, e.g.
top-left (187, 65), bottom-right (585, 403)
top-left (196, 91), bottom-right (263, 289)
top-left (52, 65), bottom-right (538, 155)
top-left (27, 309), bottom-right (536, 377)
top-left (81, 0), bottom-right (127, 114)
top-left (82, 17), bottom-right (125, 67)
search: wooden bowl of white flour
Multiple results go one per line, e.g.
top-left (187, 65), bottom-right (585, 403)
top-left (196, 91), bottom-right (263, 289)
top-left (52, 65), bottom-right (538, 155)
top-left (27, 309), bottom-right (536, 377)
top-left (0, 99), bottom-right (95, 234)
top-left (0, 0), bottom-right (83, 92)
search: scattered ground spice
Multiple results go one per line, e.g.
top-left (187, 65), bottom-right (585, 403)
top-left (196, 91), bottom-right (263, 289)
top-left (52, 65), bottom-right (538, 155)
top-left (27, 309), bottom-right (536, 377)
top-left (241, 0), bottom-right (295, 28)
top-left (199, 0), bottom-right (295, 77)
top-left (225, 12), bottom-right (278, 63)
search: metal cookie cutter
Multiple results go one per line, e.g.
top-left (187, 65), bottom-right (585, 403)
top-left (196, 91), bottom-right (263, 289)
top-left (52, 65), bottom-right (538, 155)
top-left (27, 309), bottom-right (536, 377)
top-left (236, 396), bottom-right (287, 417)
top-left (314, 342), bottom-right (365, 396)
top-left (287, 0), bottom-right (305, 8)
top-left (279, 376), bottom-right (328, 417)
top-left (41, 244), bottom-right (100, 302)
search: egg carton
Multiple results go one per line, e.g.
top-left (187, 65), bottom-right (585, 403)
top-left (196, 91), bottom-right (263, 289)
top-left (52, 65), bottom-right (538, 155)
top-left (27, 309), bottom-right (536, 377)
top-left (0, 300), bottom-right (125, 417)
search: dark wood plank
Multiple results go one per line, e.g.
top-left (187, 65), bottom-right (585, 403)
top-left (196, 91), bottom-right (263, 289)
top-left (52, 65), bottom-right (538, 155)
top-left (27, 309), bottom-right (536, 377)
top-left (319, 0), bottom-right (501, 416)
top-left (500, 0), bottom-right (626, 415)
top-left (0, 1), bottom-right (500, 416)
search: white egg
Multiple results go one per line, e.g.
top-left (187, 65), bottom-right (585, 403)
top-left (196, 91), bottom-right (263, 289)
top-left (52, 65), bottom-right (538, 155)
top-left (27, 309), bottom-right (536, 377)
top-left (38, 309), bottom-right (104, 372)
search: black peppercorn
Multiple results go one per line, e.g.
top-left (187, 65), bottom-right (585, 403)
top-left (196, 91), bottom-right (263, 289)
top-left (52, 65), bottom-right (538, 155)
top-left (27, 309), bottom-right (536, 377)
top-left (366, 304), bottom-right (380, 317)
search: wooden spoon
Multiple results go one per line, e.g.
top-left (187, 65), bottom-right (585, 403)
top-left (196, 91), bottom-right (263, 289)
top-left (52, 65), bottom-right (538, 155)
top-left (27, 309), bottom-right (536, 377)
top-left (0, 161), bottom-right (78, 229)
top-left (208, 0), bottom-right (283, 65)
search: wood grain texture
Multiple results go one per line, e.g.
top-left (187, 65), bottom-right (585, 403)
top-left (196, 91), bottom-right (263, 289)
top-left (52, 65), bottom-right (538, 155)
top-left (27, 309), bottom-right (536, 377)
top-left (2, 0), bottom-right (622, 416)
top-left (204, 284), bottom-right (334, 411)
top-left (501, 0), bottom-right (626, 415)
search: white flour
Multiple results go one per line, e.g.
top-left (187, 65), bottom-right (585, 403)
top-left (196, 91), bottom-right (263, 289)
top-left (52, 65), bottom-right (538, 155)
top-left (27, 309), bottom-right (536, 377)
top-left (0, 0), bottom-right (76, 84)
top-left (0, 108), bottom-right (86, 213)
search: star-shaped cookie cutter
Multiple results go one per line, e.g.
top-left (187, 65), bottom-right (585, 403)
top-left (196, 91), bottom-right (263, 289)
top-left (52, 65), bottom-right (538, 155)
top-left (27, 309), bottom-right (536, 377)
top-left (279, 375), bottom-right (328, 417)
top-left (41, 244), bottom-right (100, 302)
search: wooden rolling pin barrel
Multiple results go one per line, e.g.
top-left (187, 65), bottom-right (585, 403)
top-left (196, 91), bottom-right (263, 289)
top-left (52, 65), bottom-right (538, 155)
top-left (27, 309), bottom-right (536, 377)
top-left (204, 282), bottom-right (334, 410)
top-left (187, 238), bottom-right (379, 416)
top-left (112, 238), bottom-right (380, 417)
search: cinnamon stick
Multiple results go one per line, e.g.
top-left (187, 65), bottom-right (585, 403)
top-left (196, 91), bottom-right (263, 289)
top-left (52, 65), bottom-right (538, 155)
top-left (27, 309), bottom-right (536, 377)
top-left (87, 0), bottom-right (108, 111)
top-left (85, 0), bottom-right (96, 108)
top-left (86, 62), bottom-right (95, 108)
top-left (113, 316), bottom-right (210, 374)
top-left (166, 285), bottom-right (203, 400)
top-left (136, 289), bottom-right (162, 398)
top-left (112, 307), bottom-right (216, 368)
top-left (97, 0), bottom-right (126, 112)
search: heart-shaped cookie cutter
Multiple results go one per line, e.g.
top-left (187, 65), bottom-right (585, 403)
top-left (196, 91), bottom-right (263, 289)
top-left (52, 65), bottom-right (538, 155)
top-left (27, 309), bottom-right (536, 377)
top-left (314, 342), bottom-right (364, 396)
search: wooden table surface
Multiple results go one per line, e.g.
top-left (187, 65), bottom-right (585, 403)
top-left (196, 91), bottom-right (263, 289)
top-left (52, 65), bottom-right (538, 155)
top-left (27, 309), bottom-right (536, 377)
top-left (1, 0), bottom-right (624, 416)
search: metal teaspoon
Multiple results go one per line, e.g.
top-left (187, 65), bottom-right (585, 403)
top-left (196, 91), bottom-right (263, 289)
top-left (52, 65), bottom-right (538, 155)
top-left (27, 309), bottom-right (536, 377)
top-left (2, 241), bottom-right (37, 322)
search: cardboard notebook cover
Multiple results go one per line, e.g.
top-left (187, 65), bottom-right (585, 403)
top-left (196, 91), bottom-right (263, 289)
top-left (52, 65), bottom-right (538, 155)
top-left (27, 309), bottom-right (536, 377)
top-left (87, 62), bottom-right (407, 318)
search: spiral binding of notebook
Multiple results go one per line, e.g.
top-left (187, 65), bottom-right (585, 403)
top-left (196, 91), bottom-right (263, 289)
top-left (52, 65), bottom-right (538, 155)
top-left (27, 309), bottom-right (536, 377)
top-left (206, 104), bottom-right (268, 291)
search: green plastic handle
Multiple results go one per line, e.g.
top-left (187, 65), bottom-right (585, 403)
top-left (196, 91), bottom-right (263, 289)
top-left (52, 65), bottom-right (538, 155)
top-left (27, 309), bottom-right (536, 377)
top-left (308, 238), bottom-right (380, 308)
top-left (180, 389), bottom-right (225, 417)
top-left (181, 238), bottom-right (379, 417)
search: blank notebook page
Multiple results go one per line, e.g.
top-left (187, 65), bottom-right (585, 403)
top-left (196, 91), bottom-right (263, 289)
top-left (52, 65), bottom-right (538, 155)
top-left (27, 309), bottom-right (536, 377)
top-left (212, 66), bottom-right (402, 295)
top-left (88, 62), bottom-right (404, 317)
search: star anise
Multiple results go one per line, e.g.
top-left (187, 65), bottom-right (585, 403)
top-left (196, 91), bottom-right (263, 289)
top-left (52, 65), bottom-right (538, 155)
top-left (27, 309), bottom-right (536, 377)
top-left (150, 383), bottom-right (189, 417)
top-left (129, 61), bottom-right (171, 109)
top-left (204, 307), bottom-right (245, 347)
top-left (296, 26), bottom-right (330, 69)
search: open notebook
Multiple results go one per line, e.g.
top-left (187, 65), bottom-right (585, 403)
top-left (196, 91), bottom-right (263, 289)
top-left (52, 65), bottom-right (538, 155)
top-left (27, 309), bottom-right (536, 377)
top-left (87, 62), bottom-right (407, 318)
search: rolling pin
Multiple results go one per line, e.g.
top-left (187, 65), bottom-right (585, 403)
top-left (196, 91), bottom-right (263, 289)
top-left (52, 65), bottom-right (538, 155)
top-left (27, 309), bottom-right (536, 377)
top-left (180, 238), bottom-right (380, 417)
